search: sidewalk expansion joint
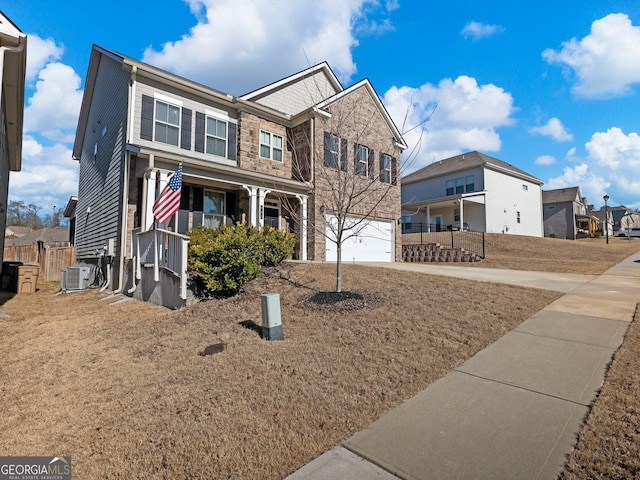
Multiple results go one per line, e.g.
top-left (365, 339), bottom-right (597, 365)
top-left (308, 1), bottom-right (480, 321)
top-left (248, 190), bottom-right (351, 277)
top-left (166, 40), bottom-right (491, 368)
top-left (341, 444), bottom-right (408, 480)
top-left (513, 329), bottom-right (624, 349)
top-left (453, 370), bottom-right (592, 407)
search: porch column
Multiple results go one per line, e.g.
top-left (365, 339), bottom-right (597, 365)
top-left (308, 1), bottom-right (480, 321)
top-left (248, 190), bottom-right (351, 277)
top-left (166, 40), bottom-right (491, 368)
top-left (242, 185), bottom-right (258, 226)
top-left (295, 194), bottom-right (308, 261)
top-left (144, 169), bottom-right (157, 230)
top-left (426, 205), bottom-right (431, 232)
top-left (460, 198), bottom-right (464, 230)
top-left (258, 189), bottom-right (271, 228)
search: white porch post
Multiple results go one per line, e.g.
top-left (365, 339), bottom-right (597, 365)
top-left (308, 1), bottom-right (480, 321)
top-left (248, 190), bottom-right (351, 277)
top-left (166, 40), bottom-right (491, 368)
top-left (144, 169), bottom-right (158, 231)
top-left (426, 205), bottom-right (431, 232)
top-left (258, 189), bottom-right (271, 228)
top-left (242, 186), bottom-right (258, 226)
top-left (460, 198), bottom-right (464, 230)
top-left (295, 194), bottom-right (308, 261)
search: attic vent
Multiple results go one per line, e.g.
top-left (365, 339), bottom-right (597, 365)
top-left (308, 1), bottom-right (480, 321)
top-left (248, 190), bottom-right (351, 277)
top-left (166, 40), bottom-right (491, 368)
top-left (60, 265), bottom-right (91, 291)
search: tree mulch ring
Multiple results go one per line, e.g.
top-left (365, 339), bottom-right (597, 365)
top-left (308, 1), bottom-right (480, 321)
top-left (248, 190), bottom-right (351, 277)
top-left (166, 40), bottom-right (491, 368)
top-left (300, 290), bottom-right (380, 313)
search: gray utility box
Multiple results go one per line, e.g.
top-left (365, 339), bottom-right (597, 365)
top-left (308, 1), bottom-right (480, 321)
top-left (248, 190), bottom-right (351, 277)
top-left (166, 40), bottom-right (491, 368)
top-left (261, 293), bottom-right (284, 341)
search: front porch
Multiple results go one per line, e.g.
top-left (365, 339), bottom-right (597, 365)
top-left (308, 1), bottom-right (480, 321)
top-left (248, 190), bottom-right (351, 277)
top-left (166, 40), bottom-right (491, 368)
top-left (402, 191), bottom-right (487, 234)
top-left (129, 156), bottom-right (310, 261)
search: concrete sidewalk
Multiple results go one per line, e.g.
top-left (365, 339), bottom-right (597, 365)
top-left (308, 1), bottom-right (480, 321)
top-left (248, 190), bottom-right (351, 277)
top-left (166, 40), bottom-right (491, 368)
top-left (286, 254), bottom-right (640, 480)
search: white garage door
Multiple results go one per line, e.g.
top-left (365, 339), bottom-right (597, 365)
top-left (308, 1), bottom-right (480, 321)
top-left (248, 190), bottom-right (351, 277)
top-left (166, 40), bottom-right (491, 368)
top-left (325, 215), bottom-right (394, 262)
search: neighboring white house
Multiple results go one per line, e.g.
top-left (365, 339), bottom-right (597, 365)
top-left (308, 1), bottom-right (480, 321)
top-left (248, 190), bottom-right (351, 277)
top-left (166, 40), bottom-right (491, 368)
top-left (401, 151), bottom-right (544, 237)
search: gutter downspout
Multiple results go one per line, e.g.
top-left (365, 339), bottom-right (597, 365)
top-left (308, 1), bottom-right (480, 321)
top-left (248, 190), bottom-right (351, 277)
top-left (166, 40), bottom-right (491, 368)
top-left (113, 150), bottom-right (131, 294)
top-left (309, 117), bottom-right (315, 184)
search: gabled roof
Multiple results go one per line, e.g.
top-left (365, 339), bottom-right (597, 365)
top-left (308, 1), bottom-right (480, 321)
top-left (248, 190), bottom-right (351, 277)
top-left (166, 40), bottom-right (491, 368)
top-left (5, 225), bottom-right (31, 237)
top-left (0, 11), bottom-right (27, 171)
top-left (74, 45), bottom-right (298, 159)
top-left (313, 79), bottom-right (408, 150)
top-left (74, 45), bottom-right (407, 157)
top-left (403, 151), bottom-right (542, 185)
top-left (240, 62), bottom-right (343, 115)
top-left (4, 227), bottom-right (69, 247)
top-left (542, 187), bottom-right (582, 204)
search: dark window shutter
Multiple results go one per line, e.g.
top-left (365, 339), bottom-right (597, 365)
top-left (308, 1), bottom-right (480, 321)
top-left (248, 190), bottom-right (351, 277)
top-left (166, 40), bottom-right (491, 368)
top-left (225, 191), bottom-right (237, 223)
top-left (379, 153), bottom-right (385, 183)
top-left (368, 148), bottom-right (375, 179)
top-left (340, 138), bottom-right (347, 171)
top-left (323, 131), bottom-right (333, 168)
top-left (180, 185), bottom-right (191, 211)
top-left (227, 122), bottom-right (237, 160)
top-left (181, 108), bottom-right (192, 150)
top-left (195, 112), bottom-right (205, 153)
top-left (391, 157), bottom-right (398, 185)
top-left (193, 187), bottom-right (204, 212)
top-left (354, 143), bottom-right (359, 174)
top-left (141, 95), bottom-right (154, 141)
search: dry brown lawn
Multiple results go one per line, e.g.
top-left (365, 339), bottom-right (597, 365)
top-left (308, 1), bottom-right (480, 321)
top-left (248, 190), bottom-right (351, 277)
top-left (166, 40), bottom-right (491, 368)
top-left (0, 234), bottom-right (639, 479)
top-left (559, 305), bottom-right (640, 480)
top-left (479, 234), bottom-right (640, 273)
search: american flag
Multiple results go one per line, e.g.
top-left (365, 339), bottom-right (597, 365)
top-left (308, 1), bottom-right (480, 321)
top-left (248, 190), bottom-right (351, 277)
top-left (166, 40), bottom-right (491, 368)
top-left (153, 164), bottom-right (182, 225)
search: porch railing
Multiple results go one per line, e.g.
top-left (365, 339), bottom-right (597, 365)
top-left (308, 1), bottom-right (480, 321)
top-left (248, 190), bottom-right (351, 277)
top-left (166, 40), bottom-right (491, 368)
top-left (402, 223), bottom-right (485, 259)
top-left (132, 227), bottom-right (190, 299)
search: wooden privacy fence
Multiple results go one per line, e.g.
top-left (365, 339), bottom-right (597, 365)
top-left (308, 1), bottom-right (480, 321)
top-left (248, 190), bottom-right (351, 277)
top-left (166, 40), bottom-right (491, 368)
top-left (3, 243), bottom-right (76, 282)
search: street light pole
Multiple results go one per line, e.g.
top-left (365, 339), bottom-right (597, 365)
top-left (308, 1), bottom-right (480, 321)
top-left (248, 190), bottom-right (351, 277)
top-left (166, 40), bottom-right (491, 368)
top-left (603, 194), bottom-right (609, 244)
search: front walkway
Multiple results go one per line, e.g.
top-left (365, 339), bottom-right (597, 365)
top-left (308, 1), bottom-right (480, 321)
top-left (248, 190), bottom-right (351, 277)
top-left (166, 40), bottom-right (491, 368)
top-left (286, 254), bottom-right (640, 479)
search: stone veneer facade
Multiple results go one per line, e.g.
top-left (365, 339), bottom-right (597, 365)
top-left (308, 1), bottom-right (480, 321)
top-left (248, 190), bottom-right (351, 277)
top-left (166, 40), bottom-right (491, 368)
top-left (237, 112), bottom-right (292, 179)
top-left (307, 86), bottom-right (403, 261)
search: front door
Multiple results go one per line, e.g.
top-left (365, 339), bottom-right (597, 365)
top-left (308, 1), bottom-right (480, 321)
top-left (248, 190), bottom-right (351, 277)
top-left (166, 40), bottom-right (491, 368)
top-left (435, 215), bottom-right (443, 232)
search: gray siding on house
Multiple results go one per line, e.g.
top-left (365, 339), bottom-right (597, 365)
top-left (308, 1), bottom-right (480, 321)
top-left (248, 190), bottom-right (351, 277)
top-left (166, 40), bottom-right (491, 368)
top-left (248, 72), bottom-right (340, 115)
top-left (543, 201), bottom-right (574, 239)
top-left (402, 165), bottom-right (484, 204)
top-left (75, 54), bottom-right (130, 259)
top-left (132, 79), bottom-right (239, 166)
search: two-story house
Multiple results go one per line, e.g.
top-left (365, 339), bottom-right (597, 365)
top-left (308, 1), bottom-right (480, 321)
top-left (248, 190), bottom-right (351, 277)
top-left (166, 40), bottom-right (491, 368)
top-left (401, 151), bottom-right (544, 236)
top-left (70, 45), bottom-right (406, 293)
top-left (542, 187), bottom-right (599, 239)
top-left (0, 13), bottom-right (27, 266)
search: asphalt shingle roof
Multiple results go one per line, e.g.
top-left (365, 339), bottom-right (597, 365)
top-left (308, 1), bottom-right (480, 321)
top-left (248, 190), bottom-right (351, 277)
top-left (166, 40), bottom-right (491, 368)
top-left (402, 151), bottom-right (542, 185)
top-left (541, 187), bottom-right (581, 204)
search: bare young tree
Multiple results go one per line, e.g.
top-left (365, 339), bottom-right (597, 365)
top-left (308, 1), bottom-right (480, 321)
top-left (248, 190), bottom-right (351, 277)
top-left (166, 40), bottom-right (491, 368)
top-left (282, 82), bottom-right (428, 293)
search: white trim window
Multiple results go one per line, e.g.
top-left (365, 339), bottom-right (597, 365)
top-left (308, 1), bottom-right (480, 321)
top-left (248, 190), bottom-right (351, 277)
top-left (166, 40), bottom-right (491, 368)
top-left (356, 144), bottom-right (368, 176)
top-left (206, 116), bottom-right (227, 157)
top-left (154, 100), bottom-right (181, 146)
top-left (260, 130), bottom-right (283, 161)
top-left (380, 153), bottom-right (392, 183)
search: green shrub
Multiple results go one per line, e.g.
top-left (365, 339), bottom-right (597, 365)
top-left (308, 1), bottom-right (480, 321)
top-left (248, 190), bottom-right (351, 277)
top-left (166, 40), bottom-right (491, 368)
top-left (187, 224), bottom-right (294, 297)
top-left (549, 233), bottom-right (557, 238)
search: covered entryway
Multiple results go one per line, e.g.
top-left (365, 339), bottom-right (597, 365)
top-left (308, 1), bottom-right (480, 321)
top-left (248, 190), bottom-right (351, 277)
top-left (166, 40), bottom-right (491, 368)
top-left (325, 215), bottom-right (394, 262)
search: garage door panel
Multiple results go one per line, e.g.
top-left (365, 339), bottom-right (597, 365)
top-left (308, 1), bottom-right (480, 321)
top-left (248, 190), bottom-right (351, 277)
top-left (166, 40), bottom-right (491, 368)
top-left (325, 215), bottom-right (393, 262)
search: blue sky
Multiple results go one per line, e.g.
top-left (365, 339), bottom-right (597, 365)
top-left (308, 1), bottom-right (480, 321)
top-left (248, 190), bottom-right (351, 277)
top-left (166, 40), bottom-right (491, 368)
top-left (5, 0), bottom-right (640, 214)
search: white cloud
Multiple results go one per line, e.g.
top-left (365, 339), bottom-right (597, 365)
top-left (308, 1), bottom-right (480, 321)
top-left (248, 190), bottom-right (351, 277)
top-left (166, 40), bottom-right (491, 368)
top-left (535, 155), bottom-right (556, 166)
top-left (23, 62), bottom-right (83, 143)
top-left (461, 21), bottom-right (504, 41)
top-left (542, 13), bottom-right (640, 98)
top-left (529, 117), bottom-right (573, 142)
top-left (544, 127), bottom-right (640, 206)
top-left (9, 136), bottom-right (78, 210)
top-left (383, 75), bottom-right (515, 172)
top-left (143, 0), bottom-right (391, 94)
top-left (25, 34), bottom-right (63, 83)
